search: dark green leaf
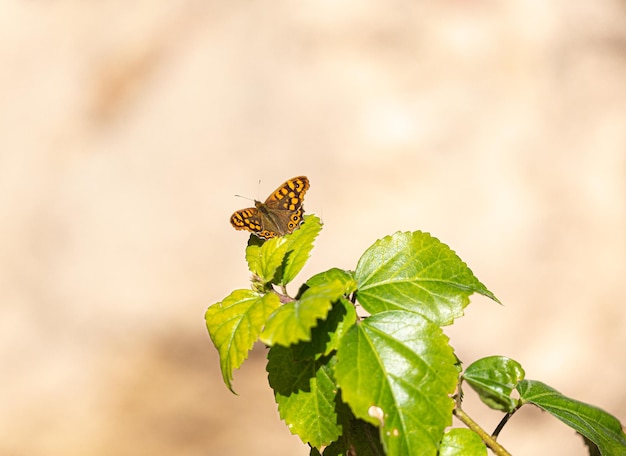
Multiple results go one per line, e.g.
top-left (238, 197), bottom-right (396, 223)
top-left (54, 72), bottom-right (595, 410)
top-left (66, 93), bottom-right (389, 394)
top-left (289, 297), bottom-right (357, 359)
top-left (316, 401), bottom-right (385, 456)
top-left (338, 418), bottom-right (386, 456)
top-left (439, 428), bottom-right (487, 456)
top-left (463, 356), bottom-right (525, 412)
top-left (517, 380), bottom-right (626, 455)
top-left (320, 298), bottom-right (357, 356)
top-left (355, 231), bottom-right (499, 325)
top-left (335, 310), bottom-right (459, 455)
top-left (267, 345), bottom-right (341, 449)
top-left (205, 290), bottom-right (280, 392)
top-left (582, 434), bottom-right (602, 456)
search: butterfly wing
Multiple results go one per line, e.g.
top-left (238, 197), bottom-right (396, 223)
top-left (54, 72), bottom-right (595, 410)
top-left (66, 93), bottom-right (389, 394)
top-left (230, 205), bottom-right (280, 239)
top-left (230, 176), bottom-right (310, 239)
top-left (264, 176), bottom-right (309, 212)
top-left (230, 207), bottom-right (263, 233)
top-left (262, 176), bottom-right (309, 236)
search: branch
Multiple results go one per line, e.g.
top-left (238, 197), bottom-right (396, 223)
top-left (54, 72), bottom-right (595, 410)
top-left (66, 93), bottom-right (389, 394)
top-left (453, 407), bottom-right (512, 456)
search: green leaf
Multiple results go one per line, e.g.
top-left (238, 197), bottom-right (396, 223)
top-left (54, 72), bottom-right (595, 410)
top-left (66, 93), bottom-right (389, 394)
top-left (245, 235), bottom-right (291, 285)
top-left (267, 345), bottom-right (341, 449)
top-left (335, 310), bottom-right (459, 456)
top-left (243, 215), bottom-right (322, 287)
top-left (439, 428), bottom-right (487, 456)
top-left (205, 290), bottom-right (280, 392)
top-left (260, 280), bottom-right (346, 347)
top-left (517, 380), bottom-right (626, 455)
top-left (306, 268), bottom-right (357, 294)
top-left (582, 434), bottom-right (603, 456)
top-left (304, 270), bottom-right (358, 356)
top-left (315, 403), bottom-right (385, 456)
top-left (277, 215), bottom-right (323, 285)
top-left (463, 356), bottom-right (525, 412)
top-left (338, 418), bottom-right (386, 456)
top-left (288, 297), bottom-right (357, 360)
top-left (355, 231), bottom-right (499, 325)
top-left (320, 298), bottom-right (357, 356)
top-left (308, 387), bottom-right (390, 456)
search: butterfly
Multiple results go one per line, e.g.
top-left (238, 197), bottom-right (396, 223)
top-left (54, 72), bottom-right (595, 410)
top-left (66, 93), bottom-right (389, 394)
top-left (230, 176), bottom-right (310, 239)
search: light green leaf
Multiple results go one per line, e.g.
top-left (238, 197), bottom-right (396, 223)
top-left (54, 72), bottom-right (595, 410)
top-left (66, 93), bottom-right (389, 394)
top-left (278, 215), bottom-right (323, 285)
top-left (335, 310), bottom-right (459, 456)
top-left (355, 231), bottom-right (499, 325)
top-left (306, 268), bottom-right (357, 294)
top-left (243, 215), bottom-right (322, 287)
top-left (279, 298), bottom-right (357, 361)
top-left (517, 380), bottom-right (626, 455)
top-left (261, 281), bottom-right (346, 347)
top-left (463, 356), bottom-right (525, 412)
top-left (205, 290), bottom-right (280, 392)
top-left (245, 234), bottom-right (291, 284)
top-left (267, 345), bottom-right (341, 449)
top-left (439, 428), bottom-right (487, 456)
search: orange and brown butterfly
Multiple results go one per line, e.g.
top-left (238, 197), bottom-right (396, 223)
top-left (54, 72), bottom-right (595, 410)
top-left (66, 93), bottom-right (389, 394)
top-left (230, 176), bottom-right (310, 240)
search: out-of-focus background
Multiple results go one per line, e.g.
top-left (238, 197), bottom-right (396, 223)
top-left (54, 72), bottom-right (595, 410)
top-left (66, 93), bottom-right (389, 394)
top-left (1, 2), bottom-right (625, 455)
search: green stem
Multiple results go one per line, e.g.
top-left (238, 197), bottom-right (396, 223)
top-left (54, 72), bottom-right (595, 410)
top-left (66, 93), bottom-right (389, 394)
top-left (453, 407), bottom-right (512, 456)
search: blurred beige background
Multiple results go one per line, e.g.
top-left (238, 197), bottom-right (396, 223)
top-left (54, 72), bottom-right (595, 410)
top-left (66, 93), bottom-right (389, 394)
top-left (1, 1), bottom-right (625, 455)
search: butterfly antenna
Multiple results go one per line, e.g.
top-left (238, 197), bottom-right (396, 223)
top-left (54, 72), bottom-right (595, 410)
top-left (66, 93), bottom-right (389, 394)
top-left (233, 194), bottom-right (254, 202)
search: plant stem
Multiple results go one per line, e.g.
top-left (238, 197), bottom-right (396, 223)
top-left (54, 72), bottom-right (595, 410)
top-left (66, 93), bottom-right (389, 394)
top-left (453, 407), bottom-right (512, 456)
top-left (492, 412), bottom-right (514, 439)
top-left (273, 285), bottom-right (294, 303)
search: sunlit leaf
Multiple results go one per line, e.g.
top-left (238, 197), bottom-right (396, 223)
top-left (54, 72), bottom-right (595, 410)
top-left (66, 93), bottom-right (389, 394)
top-left (243, 215), bottom-right (322, 287)
top-left (306, 268), bottom-right (357, 294)
top-left (335, 310), bottom-right (459, 455)
top-left (205, 290), bottom-right (280, 392)
top-left (517, 380), bottom-right (626, 455)
top-left (245, 234), bottom-right (290, 285)
top-left (355, 231), bottom-right (499, 325)
top-left (261, 280), bottom-right (346, 346)
top-left (278, 215), bottom-right (323, 285)
top-left (463, 356), bottom-right (525, 412)
top-left (439, 428), bottom-right (487, 456)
